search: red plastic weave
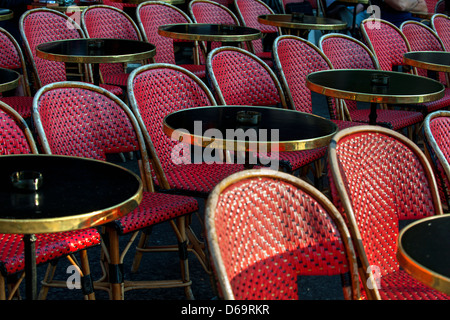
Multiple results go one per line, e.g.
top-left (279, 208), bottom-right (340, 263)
top-left (137, 2), bottom-right (205, 78)
top-left (82, 6), bottom-right (140, 87)
top-left (212, 176), bottom-right (352, 299)
top-left (432, 14), bottom-right (450, 51)
top-left (330, 130), bottom-right (449, 299)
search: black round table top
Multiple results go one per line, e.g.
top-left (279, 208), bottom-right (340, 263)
top-left (0, 68), bottom-right (20, 93)
top-left (36, 38), bottom-right (156, 64)
top-left (306, 69), bottom-right (445, 105)
top-left (258, 14), bottom-right (347, 31)
top-left (397, 214), bottom-right (450, 295)
top-left (158, 23), bottom-right (262, 42)
top-left (404, 51), bottom-right (450, 73)
top-left (0, 154), bottom-right (142, 234)
top-left (163, 106), bottom-right (338, 152)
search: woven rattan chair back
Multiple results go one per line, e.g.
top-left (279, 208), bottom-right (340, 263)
top-left (19, 9), bottom-right (86, 88)
top-left (431, 14), bottom-right (450, 51)
top-left (33, 82), bottom-right (147, 170)
top-left (401, 20), bottom-right (448, 84)
top-left (273, 35), bottom-right (341, 118)
top-left (207, 46), bottom-right (287, 107)
top-left (234, 0), bottom-right (278, 57)
top-left (136, 1), bottom-right (192, 64)
top-left (329, 125), bottom-right (446, 300)
top-left (81, 5), bottom-right (143, 86)
top-left (424, 111), bottom-right (450, 209)
top-left (361, 18), bottom-right (412, 72)
top-left (0, 101), bottom-right (37, 155)
top-left (128, 63), bottom-right (217, 189)
top-left (205, 169), bottom-right (360, 300)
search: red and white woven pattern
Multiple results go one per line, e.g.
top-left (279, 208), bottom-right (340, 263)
top-left (212, 176), bottom-right (351, 300)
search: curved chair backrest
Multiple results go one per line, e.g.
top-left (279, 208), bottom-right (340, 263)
top-left (19, 9), bottom-right (86, 88)
top-left (0, 100), bottom-right (37, 155)
top-left (81, 5), bottom-right (143, 83)
top-left (431, 14), bottom-right (450, 51)
top-left (189, 0), bottom-right (239, 25)
top-left (136, 1), bottom-right (193, 64)
top-left (207, 46), bottom-right (287, 107)
top-left (0, 27), bottom-right (32, 97)
top-left (400, 20), bottom-right (448, 84)
top-left (127, 63), bottom-right (217, 188)
top-left (435, 0), bottom-right (446, 13)
top-left (33, 81), bottom-right (153, 190)
top-left (205, 169), bottom-right (360, 300)
top-left (234, 0), bottom-right (278, 56)
top-left (424, 111), bottom-right (450, 209)
top-left (273, 35), bottom-right (340, 118)
top-left (329, 125), bottom-right (443, 299)
top-left (361, 18), bottom-right (412, 72)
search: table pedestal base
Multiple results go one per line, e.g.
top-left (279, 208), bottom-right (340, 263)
top-left (24, 234), bottom-right (37, 300)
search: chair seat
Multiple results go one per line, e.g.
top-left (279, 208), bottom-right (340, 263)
top-left (113, 191), bottom-right (199, 234)
top-left (0, 96), bottom-right (34, 119)
top-left (179, 64), bottom-right (206, 78)
top-left (350, 109), bottom-right (424, 130)
top-left (159, 163), bottom-right (248, 195)
top-left (416, 87), bottom-right (450, 113)
top-left (99, 83), bottom-right (123, 96)
top-left (103, 73), bottom-right (129, 87)
top-left (360, 268), bottom-right (450, 300)
top-left (0, 229), bottom-right (101, 276)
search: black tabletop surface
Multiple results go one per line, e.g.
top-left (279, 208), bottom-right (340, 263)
top-left (163, 106), bottom-right (337, 151)
top-left (404, 51), bottom-right (450, 68)
top-left (36, 38), bottom-right (156, 64)
top-left (399, 215), bottom-right (450, 278)
top-left (0, 155), bottom-right (141, 231)
top-left (307, 69), bottom-right (445, 104)
top-left (0, 68), bottom-right (19, 92)
top-left (158, 23), bottom-right (261, 41)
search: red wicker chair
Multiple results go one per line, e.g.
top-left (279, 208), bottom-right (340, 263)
top-left (431, 14), bottom-right (450, 51)
top-left (32, 81), bottom-right (200, 300)
top-left (81, 5), bottom-right (145, 88)
top-left (0, 27), bottom-right (33, 119)
top-left (205, 169), bottom-right (361, 300)
top-left (19, 8), bottom-right (123, 97)
top-left (136, 1), bottom-right (206, 78)
top-left (207, 46), bottom-right (327, 176)
top-left (234, 0), bottom-right (279, 66)
top-left (329, 125), bottom-right (449, 300)
top-left (0, 100), bottom-right (100, 300)
top-left (319, 33), bottom-right (424, 138)
top-left (423, 111), bottom-right (450, 210)
top-left (361, 18), bottom-right (450, 114)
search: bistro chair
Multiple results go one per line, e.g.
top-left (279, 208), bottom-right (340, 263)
top-left (207, 45), bottom-right (328, 177)
top-left (136, 1), bottom-right (206, 78)
top-left (423, 111), bottom-right (450, 210)
top-left (33, 81), bottom-right (200, 300)
top-left (431, 14), bottom-right (450, 51)
top-left (205, 169), bottom-right (361, 300)
top-left (434, 0), bottom-right (447, 13)
top-left (81, 5), bottom-right (145, 89)
top-left (19, 8), bottom-right (123, 97)
top-left (0, 27), bottom-right (33, 120)
top-left (401, 21), bottom-right (448, 83)
top-left (328, 125), bottom-right (449, 300)
top-left (361, 18), bottom-right (450, 115)
top-left (319, 33), bottom-right (424, 139)
top-left (0, 100), bottom-right (100, 300)
top-left (234, 0), bottom-right (280, 66)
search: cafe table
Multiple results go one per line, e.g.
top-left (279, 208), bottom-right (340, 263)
top-left (0, 154), bottom-right (142, 300)
top-left (397, 214), bottom-right (450, 295)
top-left (0, 8), bottom-right (13, 21)
top-left (163, 105), bottom-right (338, 169)
top-left (158, 23), bottom-right (262, 57)
top-left (257, 14), bottom-right (347, 38)
top-left (306, 69), bottom-right (445, 125)
top-left (36, 38), bottom-right (156, 87)
top-left (27, 1), bottom-right (103, 13)
top-left (403, 51), bottom-right (450, 80)
top-left (0, 68), bottom-right (20, 94)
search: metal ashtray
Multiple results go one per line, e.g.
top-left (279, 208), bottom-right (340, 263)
top-left (371, 73), bottom-right (389, 86)
top-left (236, 111), bottom-right (261, 125)
top-left (11, 171), bottom-right (43, 192)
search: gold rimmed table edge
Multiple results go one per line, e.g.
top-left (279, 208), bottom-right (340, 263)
top-left (0, 10), bottom-right (13, 21)
top-left (403, 53), bottom-right (450, 73)
top-left (257, 15), bottom-right (347, 31)
top-left (397, 215), bottom-right (450, 295)
top-left (0, 68), bottom-right (20, 93)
